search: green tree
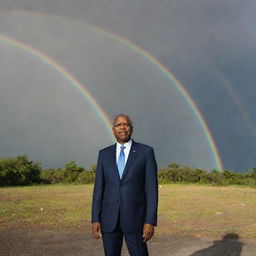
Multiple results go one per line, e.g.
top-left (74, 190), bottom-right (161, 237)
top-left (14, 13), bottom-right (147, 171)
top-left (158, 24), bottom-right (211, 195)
top-left (64, 161), bottom-right (85, 183)
top-left (15, 155), bottom-right (42, 185)
top-left (0, 155), bottom-right (42, 186)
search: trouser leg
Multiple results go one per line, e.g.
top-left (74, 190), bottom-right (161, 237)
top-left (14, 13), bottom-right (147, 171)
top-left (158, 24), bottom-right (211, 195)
top-left (102, 229), bottom-right (123, 256)
top-left (124, 231), bottom-right (149, 256)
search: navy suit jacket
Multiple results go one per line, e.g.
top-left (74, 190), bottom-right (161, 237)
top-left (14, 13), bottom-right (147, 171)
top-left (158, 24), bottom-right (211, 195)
top-left (92, 140), bottom-right (158, 233)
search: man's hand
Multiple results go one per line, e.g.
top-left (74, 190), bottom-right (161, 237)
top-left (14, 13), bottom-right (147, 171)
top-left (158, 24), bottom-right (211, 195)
top-left (92, 222), bottom-right (102, 239)
top-left (142, 223), bottom-right (154, 242)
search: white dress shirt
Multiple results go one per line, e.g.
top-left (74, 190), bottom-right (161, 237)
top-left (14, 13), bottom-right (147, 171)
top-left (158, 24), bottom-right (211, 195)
top-left (116, 139), bottom-right (133, 165)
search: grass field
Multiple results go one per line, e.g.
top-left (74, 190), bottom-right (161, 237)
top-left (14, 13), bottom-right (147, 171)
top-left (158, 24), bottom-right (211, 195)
top-left (0, 184), bottom-right (255, 240)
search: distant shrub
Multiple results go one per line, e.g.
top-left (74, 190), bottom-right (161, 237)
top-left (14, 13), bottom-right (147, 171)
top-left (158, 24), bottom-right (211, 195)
top-left (0, 155), bottom-right (42, 186)
top-left (76, 171), bottom-right (95, 184)
top-left (245, 168), bottom-right (256, 179)
top-left (40, 169), bottom-right (55, 184)
top-left (157, 163), bottom-right (256, 186)
top-left (1, 155), bottom-right (256, 186)
top-left (206, 171), bottom-right (226, 185)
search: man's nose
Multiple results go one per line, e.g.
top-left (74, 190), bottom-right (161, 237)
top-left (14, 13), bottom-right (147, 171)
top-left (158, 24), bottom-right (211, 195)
top-left (120, 124), bottom-right (127, 129)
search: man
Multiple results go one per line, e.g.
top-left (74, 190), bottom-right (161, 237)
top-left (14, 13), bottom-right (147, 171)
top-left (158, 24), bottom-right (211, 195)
top-left (92, 114), bottom-right (158, 256)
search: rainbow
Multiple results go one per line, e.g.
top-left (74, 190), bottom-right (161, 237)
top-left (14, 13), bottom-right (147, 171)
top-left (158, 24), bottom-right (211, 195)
top-left (0, 35), bottom-right (114, 139)
top-left (0, 11), bottom-right (223, 170)
top-left (213, 67), bottom-right (256, 138)
top-left (92, 30), bottom-right (223, 170)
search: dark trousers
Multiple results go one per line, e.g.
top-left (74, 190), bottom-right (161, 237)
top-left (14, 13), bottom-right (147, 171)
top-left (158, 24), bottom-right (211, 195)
top-left (102, 218), bottom-right (149, 256)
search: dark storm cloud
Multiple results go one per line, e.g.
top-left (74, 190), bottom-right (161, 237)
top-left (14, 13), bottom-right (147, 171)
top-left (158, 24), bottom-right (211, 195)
top-left (0, 12), bottom-right (217, 170)
top-left (0, 0), bottom-right (255, 171)
top-left (0, 40), bottom-right (113, 168)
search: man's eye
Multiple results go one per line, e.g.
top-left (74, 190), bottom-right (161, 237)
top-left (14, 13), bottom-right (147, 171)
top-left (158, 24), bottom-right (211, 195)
top-left (114, 123), bottom-right (130, 127)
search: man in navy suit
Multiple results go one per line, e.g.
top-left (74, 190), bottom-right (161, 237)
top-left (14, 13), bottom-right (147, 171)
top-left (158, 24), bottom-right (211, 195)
top-left (92, 114), bottom-right (158, 256)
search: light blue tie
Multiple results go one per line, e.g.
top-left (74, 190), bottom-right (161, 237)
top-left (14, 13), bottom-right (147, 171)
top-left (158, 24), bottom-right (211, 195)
top-left (117, 145), bottom-right (126, 178)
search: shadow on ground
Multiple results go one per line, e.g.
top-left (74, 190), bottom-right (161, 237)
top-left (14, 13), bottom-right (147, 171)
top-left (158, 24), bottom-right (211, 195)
top-left (188, 233), bottom-right (243, 256)
top-left (0, 227), bottom-right (255, 256)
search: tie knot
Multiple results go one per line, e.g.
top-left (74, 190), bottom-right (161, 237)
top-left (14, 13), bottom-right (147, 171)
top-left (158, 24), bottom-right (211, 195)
top-left (120, 145), bottom-right (125, 151)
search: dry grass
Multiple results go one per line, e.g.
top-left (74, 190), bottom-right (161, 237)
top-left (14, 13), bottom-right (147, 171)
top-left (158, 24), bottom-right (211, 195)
top-left (0, 184), bottom-right (255, 240)
top-left (158, 184), bottom-right (256, 239)
top-left (0, 185), bottom-right (92, 230)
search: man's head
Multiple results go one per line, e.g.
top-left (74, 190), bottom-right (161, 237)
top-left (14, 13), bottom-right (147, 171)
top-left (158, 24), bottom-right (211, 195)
top-left (112, 114), bottom-right (133, 144)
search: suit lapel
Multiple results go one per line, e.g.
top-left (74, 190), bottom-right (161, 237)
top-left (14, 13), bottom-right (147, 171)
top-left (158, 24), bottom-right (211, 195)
top-left (109, 144), bottom-right (121, 181)
top-left (121, 141), bottom-right (138, 180)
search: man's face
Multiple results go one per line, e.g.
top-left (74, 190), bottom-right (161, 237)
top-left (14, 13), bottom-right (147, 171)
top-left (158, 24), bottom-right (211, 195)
top-left (112, 116), bottom-right (133, 144)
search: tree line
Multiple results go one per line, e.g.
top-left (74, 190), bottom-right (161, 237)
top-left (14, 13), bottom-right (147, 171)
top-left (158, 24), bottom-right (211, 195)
top-left (0, 155), bottom-right (256, 186)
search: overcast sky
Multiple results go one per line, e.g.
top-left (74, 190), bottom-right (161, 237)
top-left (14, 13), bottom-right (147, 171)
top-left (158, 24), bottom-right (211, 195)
top-left (0, 0), bottom-right (255, 172)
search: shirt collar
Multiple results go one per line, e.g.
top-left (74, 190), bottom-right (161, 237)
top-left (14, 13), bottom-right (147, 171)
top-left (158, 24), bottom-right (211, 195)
top-left (116, 139), bottom-right (133, 149)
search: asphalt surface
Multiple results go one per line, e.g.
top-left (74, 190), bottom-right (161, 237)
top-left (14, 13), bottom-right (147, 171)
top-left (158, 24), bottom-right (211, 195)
top-left (0, 228), bottom-right (255, 256)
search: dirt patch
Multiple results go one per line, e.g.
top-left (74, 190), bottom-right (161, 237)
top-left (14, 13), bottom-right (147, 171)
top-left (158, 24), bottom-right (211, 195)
top-left (0, 226), bottom-right (255, 256)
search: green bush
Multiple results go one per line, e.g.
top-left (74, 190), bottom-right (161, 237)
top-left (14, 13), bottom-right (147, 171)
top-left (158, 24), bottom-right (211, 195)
top-left (1, 156), bottom-right (256, 186)
top-left (40, 169), bottom-right (55, 184)
top-left (0, 155), bottom-right (42, 186)
top-left (76, 171), bottom-right (95, 184)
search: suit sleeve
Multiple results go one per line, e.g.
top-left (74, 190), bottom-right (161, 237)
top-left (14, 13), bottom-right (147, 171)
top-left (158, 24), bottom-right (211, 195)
top-left (145, 147), bottom-right (158, 226)
top-left (91, 151), bottom-right (104, 223)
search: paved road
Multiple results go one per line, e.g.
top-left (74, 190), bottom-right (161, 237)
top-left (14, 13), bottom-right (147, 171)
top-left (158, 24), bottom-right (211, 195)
top-left (0, 229), bottom-right (255, 256)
